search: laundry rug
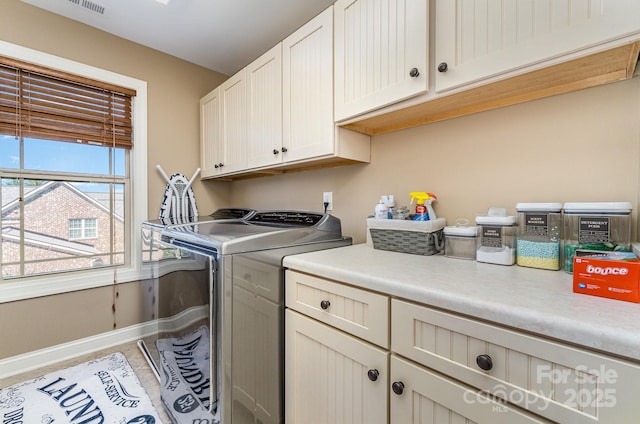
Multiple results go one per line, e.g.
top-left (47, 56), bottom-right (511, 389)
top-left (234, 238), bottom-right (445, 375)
top-left (0, 352), bottom-right (161, 424)
top-left (156, 325), bottom-right (218, 423)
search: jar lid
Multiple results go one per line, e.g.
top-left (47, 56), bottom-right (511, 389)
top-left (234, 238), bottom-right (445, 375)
top-left (475, 215), bottom-right (517, 226)
top-left (515, 202), bottom-right (562, 212)
top-left (444, 226), bottom-right (478, 237)
top-left (563, 202), bottom-right (632, 214)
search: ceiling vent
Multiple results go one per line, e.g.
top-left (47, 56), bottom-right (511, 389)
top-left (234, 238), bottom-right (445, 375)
top-left (67, 0), bottom-right (108, 16)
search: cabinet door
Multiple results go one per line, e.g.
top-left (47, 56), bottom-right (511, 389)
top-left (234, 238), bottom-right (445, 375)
top-left (391, 355), bottom-right (551, 424)
top-left (285, 310), bottom-right (388, 424)
top-left (334, 0), bottom-right (428, 121)
top-left (232, 284), bottom-right (282, 424)
top-left (200, 88), bottom-right (222, 178)
top-left (232, 256), bottom-right (283, 424)
top-left (219, 69), bottom-right (247, 174)
top-left (246, 44), bottom-right (283, 169)
top-left (282, 6), bottom-right (334, 162)
top-left (435, 0), bottom-right (640, 92)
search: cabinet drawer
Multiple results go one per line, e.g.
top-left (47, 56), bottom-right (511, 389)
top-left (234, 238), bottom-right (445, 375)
top-left (285, 270), bottom-right (389, 348)
top-left (391, 355), bottom-right (551, 423)
top-left (392, 299), bottom-right (640, 423)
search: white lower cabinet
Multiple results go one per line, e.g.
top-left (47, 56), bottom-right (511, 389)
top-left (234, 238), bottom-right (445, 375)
top-left (285, 310), bottom-right (388, 424)
top-left (285, 271), bottom-right (640, 423)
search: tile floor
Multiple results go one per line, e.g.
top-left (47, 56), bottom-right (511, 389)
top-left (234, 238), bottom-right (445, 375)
top-left (0, 341), bottom-right (173, 423)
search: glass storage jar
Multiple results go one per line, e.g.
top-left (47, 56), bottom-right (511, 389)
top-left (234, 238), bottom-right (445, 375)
top-left (444, 220), bottom-right (478, 260)
top-left (563, 202), bottom-right (632, 273)
top-left (516, 203), bottom-right (562, 271)
top-left (475, 212), bottom-right (517, 265)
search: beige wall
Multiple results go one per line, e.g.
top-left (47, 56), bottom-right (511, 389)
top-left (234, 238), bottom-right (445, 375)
top-left (0, 0), bottom-right (228, 359)
top-left (0, 0), bottom-right (230, 217)
top-left (231, 77), bottom-right (640, 244)
top-left (2, 0), bottom-right (640, 359)
top-left (1, 281), bottom-right (146, 357)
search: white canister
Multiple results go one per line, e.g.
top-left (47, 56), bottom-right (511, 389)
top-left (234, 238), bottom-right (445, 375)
top-left (475, 214), bottom-right (517, 265)
top-left (444, 220), bottom-right (478, 260)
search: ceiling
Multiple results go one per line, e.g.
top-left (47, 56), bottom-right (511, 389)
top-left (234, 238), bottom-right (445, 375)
top-left (21, 0), bottom-right (336, 76)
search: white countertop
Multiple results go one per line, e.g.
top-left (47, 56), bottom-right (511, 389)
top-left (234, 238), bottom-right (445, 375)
top-left (283, 243), bottom-right (640, 362)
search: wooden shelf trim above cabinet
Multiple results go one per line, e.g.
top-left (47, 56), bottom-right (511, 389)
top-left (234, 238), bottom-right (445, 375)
top-left (341, 41), bottom-right (640, 136)
top-left (202, 155), bottom-right (368, 181)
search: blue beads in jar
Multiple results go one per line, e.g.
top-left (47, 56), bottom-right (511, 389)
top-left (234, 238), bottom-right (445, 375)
top-left (515, 203), bottom-right (562, 271)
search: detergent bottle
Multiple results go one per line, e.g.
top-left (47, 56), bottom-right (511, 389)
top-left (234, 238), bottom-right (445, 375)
top-left (374, 197), bottom-right (388, 219)
top-left (410, 192), bottom-right (438, 221)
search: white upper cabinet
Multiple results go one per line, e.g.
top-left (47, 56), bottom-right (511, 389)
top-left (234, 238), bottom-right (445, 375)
top-left (200, 4), bottom-right (370, 180)
top-left (282, 6), bottom-right (335, 162)
top-left (246, 44), bottom-right (283, 169)
top-left (435, 0), bottom-right (640, 92)
top-left (200, 87), bottom-right (221, 178)
top-left (200, 73), bottom-right (247, 177)
top-left (334, 0), bottom-right (429, 122)
top-left (218, 69), bottom-right (247, 174)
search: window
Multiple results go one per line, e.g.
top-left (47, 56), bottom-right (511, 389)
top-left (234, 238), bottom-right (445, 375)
top-left (69, 218), bottom-right (98, 239)
top-left (0, 55), bottom-right (133, 279)
top-left (0, 40), bottom-right (147, 301)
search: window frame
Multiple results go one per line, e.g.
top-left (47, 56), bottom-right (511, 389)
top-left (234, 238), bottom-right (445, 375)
top-left (0, 40), bottom-right (148, 303)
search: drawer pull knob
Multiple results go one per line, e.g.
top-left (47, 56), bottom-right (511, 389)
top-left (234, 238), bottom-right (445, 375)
top-left (437, 62), bottom-right (448, 73)
top-left (367, 369), bottom-right (379, 382)
top-left (391, 381), bottom-right (405, 395)
top-left (476, 354), bottom-right (493, 371)
top-left (409, 67), bottom-right (419, 78)
top-left (320, 300), bottom-right (331, 310)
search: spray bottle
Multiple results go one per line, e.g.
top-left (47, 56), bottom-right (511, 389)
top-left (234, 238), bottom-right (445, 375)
top-left (409, 192), bottom-right (438, 221)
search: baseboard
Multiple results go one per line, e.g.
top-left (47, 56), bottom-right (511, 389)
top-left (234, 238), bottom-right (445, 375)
top-left (0, 320), bottom-right (157, 379)
top-left (0, 305), bottom-right (209, 380)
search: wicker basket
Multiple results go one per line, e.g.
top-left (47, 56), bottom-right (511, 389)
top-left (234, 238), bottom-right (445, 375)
top-left (367, 217), bottom-right (446, 256)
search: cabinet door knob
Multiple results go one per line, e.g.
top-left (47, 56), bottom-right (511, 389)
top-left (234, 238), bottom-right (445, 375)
top-left (476, 354), bottom-right (493, 371)
top-left (437, 62), bottom-right (448, 73)
top-left (214, 164), bottom-right (219, 169)
top-left (320, 300), bottom-right (330, 310)
top-left (391, 381), bottom-right (405, 395)
top-left (367, 369), bottom-right (379, 382)
top-left (409, 67), bottom-right (419, 78)
top-left (281, 147), bottom-right (288, 153)
top-left (273, 149), bottom-right (280, 155)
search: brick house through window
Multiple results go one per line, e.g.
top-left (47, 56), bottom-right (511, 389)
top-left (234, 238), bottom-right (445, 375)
top-left (1, 181), bottom-right (124, 277)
